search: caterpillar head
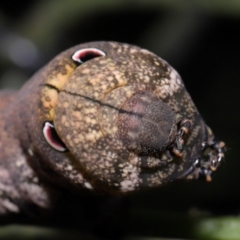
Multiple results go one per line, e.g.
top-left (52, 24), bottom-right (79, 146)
top-left (27, 42), bottom-right (225, 192)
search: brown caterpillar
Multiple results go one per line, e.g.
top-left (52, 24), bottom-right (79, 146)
top-left (39, 41), bottom-right (225, 191)
top-left (0, 42), bottom-right (225, 214)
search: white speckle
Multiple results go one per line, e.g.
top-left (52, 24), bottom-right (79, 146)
top-left (28, 148), bottom-right (34, 156)
top-left (120, 164), bottom-right (140, 192)
top-left (15, 155), bottom-right (25, 167)
top-left (130, 48), bottom-right (137, 53)
top-left (66, 165), bottom-right (73, 171)
top-left (20, 182), bottom-right (51, 208)
top-left (84, 182), bottom-right (93, 190)
top-left (157, 67), bottom-right (183, 98)
top-left (32, 177), bottom-right (39, 183)
top-left (144, 76), bottom-right (150, 83)
top-left (141, 48), bottom-right (152, 55)
top-left (1, 199), bottom-right (19, 213)
top-left (120, 180), bottom-right (135, 192)
top-left (170, 68), bottom-right (178, 79)
top-left (169, 67), bottom-right (182, 92)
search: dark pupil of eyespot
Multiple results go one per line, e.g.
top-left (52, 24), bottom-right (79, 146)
top-left (49, 125), bottom-right (66, 148)
top-left (80, 51), bottom-right (102, 62)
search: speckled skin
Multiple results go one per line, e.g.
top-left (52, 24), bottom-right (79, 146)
top-left (0, 42), bottom-right (223, 215)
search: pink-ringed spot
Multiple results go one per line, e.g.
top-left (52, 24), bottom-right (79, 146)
top-left (43, 121), bottom-right (68, 152)
top-left (72, 48), bottom-right (106, 64)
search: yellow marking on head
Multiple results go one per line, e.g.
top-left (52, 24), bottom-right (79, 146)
top-left (41, 62), bottom-right (77, 119)
top-left (41, 88), bottom-right (58, 108)
top-left (46, 64), bottom-right (76, 91)
top-left (49, 108), bottom-right (54, 119)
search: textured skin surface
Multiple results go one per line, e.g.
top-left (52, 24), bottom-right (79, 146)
top-left (0, 41), bottom-right (224, 215)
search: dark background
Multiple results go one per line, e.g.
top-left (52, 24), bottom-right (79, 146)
top-left (0, 1), bottom-right (240, 239)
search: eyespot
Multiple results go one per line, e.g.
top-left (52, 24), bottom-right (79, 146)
top-left (72, 48), bottom-right (106, 64)
top-left (43, 122), bottom-right (68, 152)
